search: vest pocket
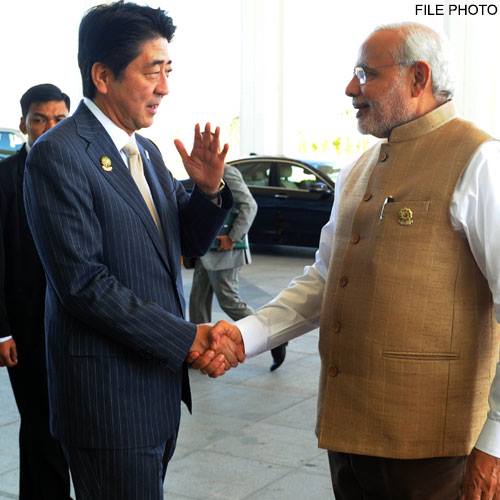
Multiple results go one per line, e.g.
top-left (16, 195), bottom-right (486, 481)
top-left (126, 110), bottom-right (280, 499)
top-left (383, 351), bottom-right (459, 361)
top-left (374, 200), bottom-right (431, 254)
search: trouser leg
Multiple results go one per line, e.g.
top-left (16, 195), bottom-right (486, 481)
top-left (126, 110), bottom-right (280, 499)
top-left (207, 267), bottom-right (254, 321)
top-left (62, 432), bottom-right (178, 500)
top-left (328, 450), bottom-right (467, 500)
top-left (189, 259), bottom-right (214, 324)
top-left (8, 339), bottom-right (71, 500)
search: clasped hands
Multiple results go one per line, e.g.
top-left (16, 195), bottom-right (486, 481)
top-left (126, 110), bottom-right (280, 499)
top-left (188, 320), bottom-right (244, 377)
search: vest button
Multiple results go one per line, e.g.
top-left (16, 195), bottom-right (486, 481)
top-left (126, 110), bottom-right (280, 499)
top-left (329, 366), bottom-right (339, 377)
top-left (351, 233), bottom-right (360, 244)
top-left (333, 321), bottom-right (341, 333)
top-left (340, 276), bottom-right (349, 288)
top-left (379, 151), bottom-right (388, 162)
top-left (363, 193), bottom-right (373, 201)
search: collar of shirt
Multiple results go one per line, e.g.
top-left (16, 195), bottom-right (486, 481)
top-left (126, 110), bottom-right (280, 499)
top-left (82, 97), bottom-right (137, 166)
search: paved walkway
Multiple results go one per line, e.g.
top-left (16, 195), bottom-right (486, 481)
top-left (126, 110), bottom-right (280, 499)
top-left (0, 248), bottom-right (334, 499)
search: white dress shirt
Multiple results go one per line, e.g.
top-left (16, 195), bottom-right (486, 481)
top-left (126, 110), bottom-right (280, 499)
top-left (83, 98), bottom-right (147, 172)
top-left (238, 139), bottom-right (500, 456)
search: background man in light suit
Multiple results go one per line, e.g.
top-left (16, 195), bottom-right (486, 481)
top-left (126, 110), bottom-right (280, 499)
top-left (0, 84), bottom-right (71, 500)
top-left (199, 22), bottom-right (500, 499)
top-left (189, 163), bottom-right (257, 327)
top-left (189, 163), bottom-right (288, 371)
top-left (23, 2), bottom-right (242, 499)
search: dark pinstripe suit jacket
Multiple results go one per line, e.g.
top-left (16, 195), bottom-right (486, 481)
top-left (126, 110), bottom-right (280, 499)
top-left (23, 102), bottom-right (231, 449)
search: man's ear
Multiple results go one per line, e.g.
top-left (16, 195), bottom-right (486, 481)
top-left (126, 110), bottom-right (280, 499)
top-left (411, 61), bottom-right (432, 97)
top-left (19, 116), bottom-right (27, 135)
top-left (91, 62), bottom-right (113, 95)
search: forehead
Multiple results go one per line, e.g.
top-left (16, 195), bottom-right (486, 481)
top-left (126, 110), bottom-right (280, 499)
top-left (357, 30), bottom-right (402, 65)
top-left (28, 100), bottom-right (68, 115)
top-left (132, 37), bottom-right (170, 65)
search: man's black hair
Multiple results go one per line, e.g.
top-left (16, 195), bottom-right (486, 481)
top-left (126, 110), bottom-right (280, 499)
top-left (20, 84), bottom-right (71, 118)
top-left (78, 1), bottom-right (176, 98)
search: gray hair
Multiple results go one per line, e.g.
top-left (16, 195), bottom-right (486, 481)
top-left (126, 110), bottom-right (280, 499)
top-left (374, 22), bottom-right (454, 102)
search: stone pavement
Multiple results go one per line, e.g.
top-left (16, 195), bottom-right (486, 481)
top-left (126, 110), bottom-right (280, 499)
top-left (0, 247), bottom-right (334, 499)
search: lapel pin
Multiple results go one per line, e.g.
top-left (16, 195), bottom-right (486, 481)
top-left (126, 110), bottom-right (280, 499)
top-left (398, 207), bottom-right (413, 226)
top-left (100, 155), bottom-right (113, 172)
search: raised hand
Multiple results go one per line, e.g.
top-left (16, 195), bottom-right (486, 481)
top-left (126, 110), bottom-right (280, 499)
top-left (188, 321), bottom-right (245, 378)
top-left (174, 122), bottom-right (229, 194)
top-left (460, 448), bottom-right (500, 499)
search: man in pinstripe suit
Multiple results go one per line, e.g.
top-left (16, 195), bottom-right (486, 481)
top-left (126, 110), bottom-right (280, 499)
top-left (23, 3), bottom-right (244, 499)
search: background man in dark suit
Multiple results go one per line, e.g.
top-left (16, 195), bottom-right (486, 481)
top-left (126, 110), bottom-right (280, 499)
top-left (23, 2), bottom-right (243, 499)
top-left (0, 83), bottom-right (71, 500)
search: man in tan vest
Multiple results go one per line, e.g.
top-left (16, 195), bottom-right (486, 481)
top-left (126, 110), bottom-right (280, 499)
top-left (189, 22), bottom-right (500, 499)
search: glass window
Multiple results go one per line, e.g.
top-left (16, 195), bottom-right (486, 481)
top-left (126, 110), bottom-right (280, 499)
top-left (235, 162), bottom-right (271, 187)
top-left (0, 130), bottom-right (24, 151)
top-left (315, 163), bottom-right (341, 183)
top-left (277, 163), bottom-right (321, 191)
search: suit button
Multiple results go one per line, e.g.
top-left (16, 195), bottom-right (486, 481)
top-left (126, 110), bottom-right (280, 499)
top-left (340, 276), bottom-right (349, 288)
top-left (329, 366), bottom-right (339, 377)
top-left (363, 193), bottom-right (373, 201)
top-left (333, 321), bottom-right (341, 333)
top-left (351, 233), bottom-right (360, 244)
top-left (379, 151), bottom-right (388, 162)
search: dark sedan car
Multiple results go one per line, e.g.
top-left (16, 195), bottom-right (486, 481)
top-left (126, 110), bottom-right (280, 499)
top-left (0, 128), bottom-right (25, 160)
top-left (181, 156), bottom-right (340, 248)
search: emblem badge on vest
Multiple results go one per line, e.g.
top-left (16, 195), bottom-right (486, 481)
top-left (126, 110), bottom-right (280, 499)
top-left (398, 207), bottom-right (413, 226)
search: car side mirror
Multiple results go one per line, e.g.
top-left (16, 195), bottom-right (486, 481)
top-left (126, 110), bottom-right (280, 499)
top-left (309, 182), bottom-right (332, 194)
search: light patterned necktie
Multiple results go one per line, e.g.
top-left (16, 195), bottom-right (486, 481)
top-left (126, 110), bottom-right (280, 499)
top-left (122, 140), bottom-right (161, 229)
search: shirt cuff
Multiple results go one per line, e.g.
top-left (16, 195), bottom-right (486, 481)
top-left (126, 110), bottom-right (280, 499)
top-left (0, 336), bottom-right (13, 343)
top-left (236, 315), bottom-right (270, 358)
top-left (475, 418), bottom-right (500, 457)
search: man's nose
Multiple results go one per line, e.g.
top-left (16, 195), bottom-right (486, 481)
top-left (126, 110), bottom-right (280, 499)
top-left (345, 75), bottom-right (360, 97)
top-left (46, 119), bottom-right (59, 131)
top-left (156, 71), bottom-right (169, 96)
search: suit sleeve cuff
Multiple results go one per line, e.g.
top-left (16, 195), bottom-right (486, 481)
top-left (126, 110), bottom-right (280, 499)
top-left (192, 184), bottom-right (232, 210)
top-left (168, 321), bottom-right (197, 371)
top-left (475, 418), bottom-right (500, 457)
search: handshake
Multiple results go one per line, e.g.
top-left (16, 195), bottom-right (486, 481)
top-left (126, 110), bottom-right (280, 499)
top-left (187, 320), bottom-right (245, 377)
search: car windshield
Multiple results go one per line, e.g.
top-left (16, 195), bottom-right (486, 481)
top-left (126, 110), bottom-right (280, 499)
top-left (310, 161), bottom-right (340, 182)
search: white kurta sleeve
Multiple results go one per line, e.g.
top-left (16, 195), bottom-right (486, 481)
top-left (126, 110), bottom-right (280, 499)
top-left (238, 163), bottom-right (354, 357)
top-left (450, 139), bottom-right (500, 456)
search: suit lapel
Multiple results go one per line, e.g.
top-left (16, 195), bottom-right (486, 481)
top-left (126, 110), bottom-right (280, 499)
top-left (73, 103), bottom-right (172, 275)
top-left (138, 142), bottom-right (178, 281)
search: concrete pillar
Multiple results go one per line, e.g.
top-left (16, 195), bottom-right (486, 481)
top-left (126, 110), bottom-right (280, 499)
top-left (240, 0), bottom-right (284, 156)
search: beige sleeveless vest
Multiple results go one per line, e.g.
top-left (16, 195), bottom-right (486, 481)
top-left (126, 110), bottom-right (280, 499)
top-left (316, 101), bottom-right (499, 458)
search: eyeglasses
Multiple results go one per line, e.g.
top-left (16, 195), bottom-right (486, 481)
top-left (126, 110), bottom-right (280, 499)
top-left (353, 63), bottom-right (405, 85)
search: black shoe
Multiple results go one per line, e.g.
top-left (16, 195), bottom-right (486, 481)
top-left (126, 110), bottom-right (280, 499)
top-left (270, 343), bottom-right (287, 372)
